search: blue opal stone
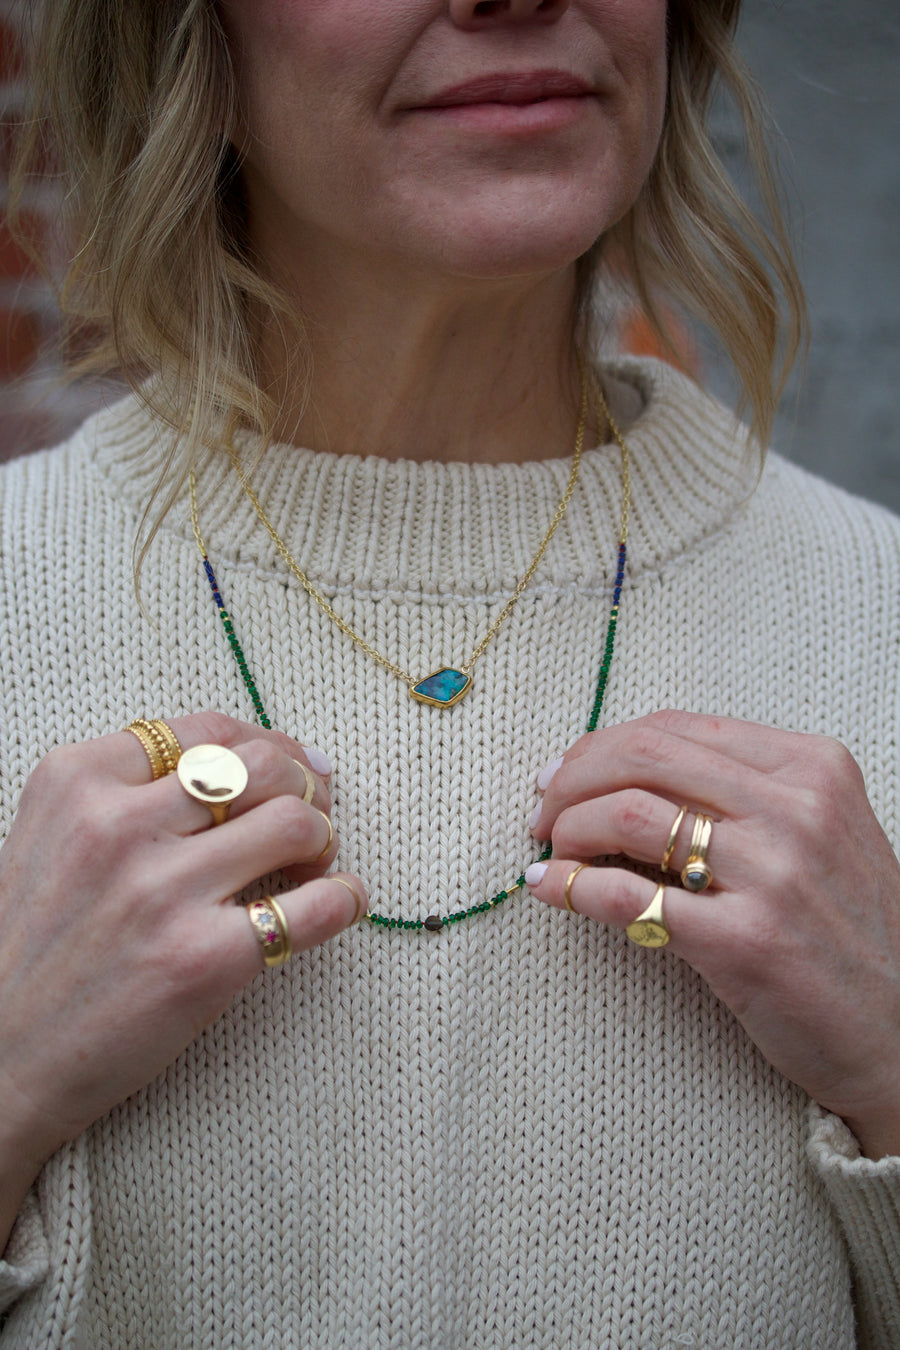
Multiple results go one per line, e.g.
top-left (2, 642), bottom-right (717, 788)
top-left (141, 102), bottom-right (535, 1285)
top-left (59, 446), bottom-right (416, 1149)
top-left (411, 667), bottom-right (472, 707)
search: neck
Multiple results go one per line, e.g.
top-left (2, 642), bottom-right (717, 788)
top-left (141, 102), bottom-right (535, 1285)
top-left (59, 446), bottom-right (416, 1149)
top-left (255, 252), bottom-right (593, 465)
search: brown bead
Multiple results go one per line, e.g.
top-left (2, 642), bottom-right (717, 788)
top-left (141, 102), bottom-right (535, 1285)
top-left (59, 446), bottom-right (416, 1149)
top-left (423, 915), bottom-right (444, 932)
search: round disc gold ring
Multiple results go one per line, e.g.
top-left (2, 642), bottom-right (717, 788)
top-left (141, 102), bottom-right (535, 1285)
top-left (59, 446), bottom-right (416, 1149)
top-left (176, 743), bottom-right (248, 826)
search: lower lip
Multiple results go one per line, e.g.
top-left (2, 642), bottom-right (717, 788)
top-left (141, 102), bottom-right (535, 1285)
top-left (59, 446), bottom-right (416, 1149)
top-left (415, 94), bottom-right (593, 135)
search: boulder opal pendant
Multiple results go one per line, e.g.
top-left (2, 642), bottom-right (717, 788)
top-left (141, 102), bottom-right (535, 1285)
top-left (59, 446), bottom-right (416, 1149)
top-left (410, 667), bottom-right (472, 707)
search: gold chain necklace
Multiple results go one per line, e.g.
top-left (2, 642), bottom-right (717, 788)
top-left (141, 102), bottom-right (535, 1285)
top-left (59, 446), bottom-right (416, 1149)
top-left (188, 366), bottom-right (631, 930)
top-left (226, 355), bottom-right (592, 707)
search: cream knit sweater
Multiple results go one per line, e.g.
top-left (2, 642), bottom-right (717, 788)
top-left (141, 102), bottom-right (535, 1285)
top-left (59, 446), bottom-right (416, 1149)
top-left (1, 358), bottom-right (899, 1349)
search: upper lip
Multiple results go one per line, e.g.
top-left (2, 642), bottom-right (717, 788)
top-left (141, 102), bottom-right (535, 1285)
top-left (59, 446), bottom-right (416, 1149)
top-left (419, 69), bottom-right (594, 109)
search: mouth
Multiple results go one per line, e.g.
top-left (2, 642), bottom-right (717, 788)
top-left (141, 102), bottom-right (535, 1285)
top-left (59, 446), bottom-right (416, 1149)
top-left (417, 69), bottom-right (595, 111)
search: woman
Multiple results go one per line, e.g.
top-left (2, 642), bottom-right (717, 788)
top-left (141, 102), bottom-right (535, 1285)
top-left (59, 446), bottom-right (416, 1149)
top-left (1, 0), bottom-right (898, 1345)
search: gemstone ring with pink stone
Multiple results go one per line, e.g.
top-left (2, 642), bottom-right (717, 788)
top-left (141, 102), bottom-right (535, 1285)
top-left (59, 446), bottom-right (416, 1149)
top-left (244, 897), bottom-right (292, 969)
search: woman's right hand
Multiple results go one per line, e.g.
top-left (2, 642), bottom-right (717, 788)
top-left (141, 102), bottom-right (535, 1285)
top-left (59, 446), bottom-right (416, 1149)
top-left (0, 711), bottom-right (365, 1236)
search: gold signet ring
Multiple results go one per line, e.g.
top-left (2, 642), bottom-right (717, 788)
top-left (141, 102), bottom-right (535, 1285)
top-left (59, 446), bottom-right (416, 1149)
top-left (625, 883), bottom-right (670, 948)
top-left (177, 743), bottom-right (249, 826)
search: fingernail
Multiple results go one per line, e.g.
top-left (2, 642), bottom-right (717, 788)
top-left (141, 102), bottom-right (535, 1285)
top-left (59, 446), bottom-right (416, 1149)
top-left (524, 862), bottom-right (549, 888)
top-left (303, 745), bottom-right (332, 776)
top-left (536, 755), bottom-right (563, 792)
top-left (528, 802), bottom-right (542, 830)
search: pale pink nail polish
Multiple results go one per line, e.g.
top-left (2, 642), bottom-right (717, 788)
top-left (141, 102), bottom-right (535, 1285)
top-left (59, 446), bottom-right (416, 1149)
top-left (303, 745), bottom-right (332, 776)
top-left (528, 802), bottom-right (542, 830)
top-left (525, 862), bottom-right (549, 888)
top-left (536, 755), bottom-right (563, 792)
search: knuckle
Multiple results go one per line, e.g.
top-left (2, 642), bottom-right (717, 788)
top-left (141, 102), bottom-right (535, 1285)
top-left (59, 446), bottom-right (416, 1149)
top-left (783, 784), bottom-right (825, 842)
top-left (241, 738), bottom-right (283, 790)
top-left (816, 736), bottom-right (864, 791)
top-left (789, 755), bottom-right (859, 845)
top-left (756, 839), bottom-right (806, 896)
top-left (644, 707), bottom-right (692, 739)
top-left (65, 794), bottom-right (132, 866)
top-left (730, 910), bottom-right (785, 982)
top-left (609, 789), bottom-right (655, 839)
top-left (796, 736), bottom-right (862, 796)
top-left (157, 921), bottom-right (220, 993)
top-left (187, 710), bottom-right (242, 748)
top-left (304, 885), bottom-right (348, 930)
top-left (27, 743), bottom-right (84, 795)
top-left (550, 812), bottom-right (581, 858)
top-left (628, 724), bottom-right (677, 771)
top-left (268, 795), bottom-right (315, 845)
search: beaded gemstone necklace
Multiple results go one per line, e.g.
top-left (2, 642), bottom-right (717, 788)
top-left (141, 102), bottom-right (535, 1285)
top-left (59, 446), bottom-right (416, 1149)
top-left (189, 372), bottom-right (631, 932)
top-left (229, 363), bottom-right (590, 709)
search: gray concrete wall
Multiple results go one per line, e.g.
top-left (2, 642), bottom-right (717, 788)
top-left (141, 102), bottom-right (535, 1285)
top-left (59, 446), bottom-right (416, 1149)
top-left (706, 0), bottom-right (900, 511)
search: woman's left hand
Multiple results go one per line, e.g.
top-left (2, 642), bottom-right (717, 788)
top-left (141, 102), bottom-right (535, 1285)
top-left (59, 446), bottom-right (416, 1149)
top-left (526, 709), bottom-right (900, 1159)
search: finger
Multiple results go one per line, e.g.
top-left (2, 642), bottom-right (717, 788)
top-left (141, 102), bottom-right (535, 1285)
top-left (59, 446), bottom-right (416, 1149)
top-left (534, 722), bottom-right (781, 835)
top-left (152, 736), bottom-right (331, 836)
top-left (179, 794), bottom-right (338, 899)
top-left (536, 789), bottom-right (736, 886)
top-left (220, 873), bottom-right (368, 980)
top-left (111, 711), bottom-right (331, 787)
top-left (562, 710), bottom-right (802, 779)
top-left (524, 859), bottom-right (727, 955)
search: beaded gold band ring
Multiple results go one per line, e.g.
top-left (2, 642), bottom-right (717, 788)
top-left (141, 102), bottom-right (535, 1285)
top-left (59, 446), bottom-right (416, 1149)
top-left (661, 804), bottom-right (689, 873)
top-left (245, 896), bottom-right (292, 968)
top-left (681, 814), bottom-right (714, 892)
top-left (125, 718), bottom-right (183, 780)
top-left (626, 883), bottom-right (670, 948)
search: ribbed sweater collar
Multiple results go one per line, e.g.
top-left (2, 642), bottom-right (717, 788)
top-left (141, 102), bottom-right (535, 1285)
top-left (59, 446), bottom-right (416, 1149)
top-left (87, 357), bottom-right (759, 591)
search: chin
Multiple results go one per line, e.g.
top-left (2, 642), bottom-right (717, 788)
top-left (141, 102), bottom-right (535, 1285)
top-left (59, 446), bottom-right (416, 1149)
top-left (430, 221), bottom-right (609, 284)
top-left (385, 176), bottom-right (633, 284)
top-left (394, 210), bottom-right (609, 284)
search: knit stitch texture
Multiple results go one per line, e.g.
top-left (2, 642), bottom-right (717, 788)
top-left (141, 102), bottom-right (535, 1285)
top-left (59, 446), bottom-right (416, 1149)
top-left (1, 358), bottom-right (899, 1348)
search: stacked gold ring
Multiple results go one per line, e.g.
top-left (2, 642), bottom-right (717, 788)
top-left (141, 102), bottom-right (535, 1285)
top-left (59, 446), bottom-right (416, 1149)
top-left (125, 718), bottom-right (183, 779)
top-left (681, 814), bottom-right (714, 891)
top-left (661, 804), bottom-right (689, 873)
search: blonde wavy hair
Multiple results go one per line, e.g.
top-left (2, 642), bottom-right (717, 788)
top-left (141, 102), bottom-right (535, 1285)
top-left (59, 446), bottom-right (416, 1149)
top-left (10, 0), bottom-right (804, 550)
